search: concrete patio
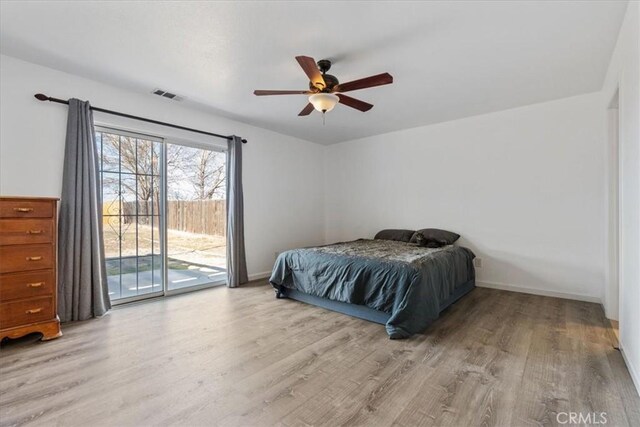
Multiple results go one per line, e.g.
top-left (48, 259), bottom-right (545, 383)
top-left (106, 256), bottom-right (226, 300)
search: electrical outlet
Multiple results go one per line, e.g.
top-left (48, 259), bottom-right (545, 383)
top-left (474, 258), bottom-right (483, 269)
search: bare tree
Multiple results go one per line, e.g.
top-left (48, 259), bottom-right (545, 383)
top-left (164, 145), bottom-right (225, 201)
top-left (192, 150), bottom-right (226, 200)
top-left (100, 133), bottom-right (226, 217)
top-left (101, 134), bottom-right (165, 219)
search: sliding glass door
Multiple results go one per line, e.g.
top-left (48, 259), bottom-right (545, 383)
top-left (96, 128), bottom-right (226, 303)
top-left (166, 142), bottom-right (227, 292)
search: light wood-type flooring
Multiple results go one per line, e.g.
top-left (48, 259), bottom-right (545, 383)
top-left (1, 281), bottom-right (638, 426)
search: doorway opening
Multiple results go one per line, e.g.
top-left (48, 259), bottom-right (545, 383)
top-left (606, 89), bottom-right (620, 333)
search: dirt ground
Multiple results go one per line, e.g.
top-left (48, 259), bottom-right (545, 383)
top-left (103, 224), bottom-right (226, 269)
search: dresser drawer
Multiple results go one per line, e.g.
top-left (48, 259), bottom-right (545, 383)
top-left (0, 219), bottom-right (53, 246)
top-left (0, 244), bottom-right (54, 274)
top-left (0, 200), bottom-right (54, 219)
top-left (0, 296), bottom-right (55, 329)
top-left (0, 270), bottom-right (55, 302)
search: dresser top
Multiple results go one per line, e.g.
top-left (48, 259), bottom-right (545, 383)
top-left (0, 196), bottom-right (60, 201)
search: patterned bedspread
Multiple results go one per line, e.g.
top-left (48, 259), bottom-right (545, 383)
top-left (306, 239), bottom-right (457, 264)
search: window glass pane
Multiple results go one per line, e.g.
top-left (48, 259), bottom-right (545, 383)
top-left (120, 173), bottom-right (137, 205)
top-left (152, 141), bottom-right (162, 176)
top-left (103, 217), bottom-right (121, 259)
top-left (102, 172), bottom-right (121, 216)
top-left (137, 216), bottom-right (153, 257)
top-left (118, 256), bottom-right (138, 298)
top-left (152, 255), bottom-right (163, 293)
top-left (136, 256), bottom-right (156, 295)
top-left (119, 215), bottom-right (136, 258)
top-left (152, 215), bottom-right (161, 255)
top-left (100, 133), bottom-right (120, 172)
top-left (105, 259), bottom-right (121, 300)
top-left (151, 176), bottom-right (161, 218)
top-left (136, 139), bottom-right (153, 175)
top-left (119, 136), bottom-right (137, 175)
top-left (136, 174), bottom-right (154, 216)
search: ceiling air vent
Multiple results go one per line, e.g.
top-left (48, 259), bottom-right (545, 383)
top-left (152, 89), bottom-right (183, 101)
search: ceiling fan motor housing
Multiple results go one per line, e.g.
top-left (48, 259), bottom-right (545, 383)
top-left (310, 74), bottom-right (339, 92)
top-left (317, 59), bottom-right (332, 73)
top-left (307, 59), bottom-right (339, 92)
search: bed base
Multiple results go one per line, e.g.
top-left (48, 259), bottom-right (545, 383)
top-left (275, 279), bottom-right (475, 326)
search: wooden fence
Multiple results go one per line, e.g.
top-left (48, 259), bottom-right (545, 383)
top-left (120, 200), bottom-right (226, 236)
top-left (166, 200), bottom-right (226, 236)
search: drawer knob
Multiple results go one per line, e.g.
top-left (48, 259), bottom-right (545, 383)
top-left (25, 308), bottom-right (43, 314)
top-left (26, 256), bottom-right (43, 261)
top-left (14, 207), bottom-right (34, 213)
top-left (26, 230), bottom-right (44, 234)
top-left (27, 282), bottom-right (44, 288)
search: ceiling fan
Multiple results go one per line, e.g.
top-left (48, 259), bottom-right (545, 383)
top-left (253, 56), bottom-right (393, 117)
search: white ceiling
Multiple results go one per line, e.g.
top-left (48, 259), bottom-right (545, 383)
top-left (0, 1), bottom-right (628, 145)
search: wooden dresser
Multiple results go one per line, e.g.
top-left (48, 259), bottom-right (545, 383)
top-left (0, 197), bottom-right (62, 341)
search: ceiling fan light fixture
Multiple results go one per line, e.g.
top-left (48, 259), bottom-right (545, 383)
top-left (309, 93), bottom-right (339, 113)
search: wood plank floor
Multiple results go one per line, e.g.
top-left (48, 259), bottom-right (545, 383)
top-left (1, 281), bottom-right (638, 427)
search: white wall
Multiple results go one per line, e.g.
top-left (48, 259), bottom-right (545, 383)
top-left (325, 92), bottom-right (606, 303)
top-left (601, 1), bottom-right (640, 393)
top-left (0, 54), bottom-right (325, 278)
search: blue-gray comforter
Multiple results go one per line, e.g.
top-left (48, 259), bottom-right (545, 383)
top-left (269, 239), bottom-right (475, 338)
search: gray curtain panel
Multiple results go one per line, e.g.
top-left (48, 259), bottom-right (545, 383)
top-left (226, 136), bottom-right (248, 287)
top-left (58, 99), bottom-right (111, 322)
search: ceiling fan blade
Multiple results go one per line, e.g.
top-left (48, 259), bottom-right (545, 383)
top-left (335, 73), bottom-right (393, 93)
top-left (337, 94), bottom-right (373, 112)
top-left (295, 56), bottom-right (326, 90)
top-left (298, 103), bottom-right (315, 116)
top-left (254, 90), bottom-right (311, 96)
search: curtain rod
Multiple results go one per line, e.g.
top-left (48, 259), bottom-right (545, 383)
top-left (34, 94), bottom-right (247, 144)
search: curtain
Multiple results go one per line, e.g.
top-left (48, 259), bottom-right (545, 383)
top-left (58, 99), bottom-right (111, 322)
top-left (226, 135), bottom-right (248, 287)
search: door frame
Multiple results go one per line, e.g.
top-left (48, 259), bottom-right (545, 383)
top-left (95, 125), bottom-right (227, 305)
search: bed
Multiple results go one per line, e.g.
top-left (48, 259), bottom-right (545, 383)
top-left (269, 236), bottom-right (476, 339)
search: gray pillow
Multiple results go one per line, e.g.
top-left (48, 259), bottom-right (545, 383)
top-left (410, 228), bottom-right (460, 245)
top-left (415, 233), bottom-right (448, 248)
top-left (374, 229), bottom-right (415, 242)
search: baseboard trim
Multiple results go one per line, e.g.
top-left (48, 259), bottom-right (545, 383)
top-left (620, 345), bottom-right (640, 396)
top-left (476, 281), bottom-right (601, 304)
top-left (248, 271), bottom-right (271, 282)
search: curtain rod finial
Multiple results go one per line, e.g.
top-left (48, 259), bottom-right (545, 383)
top-left (34, 93), bottom-right (49, 101)
top-left (242, 139), bottom-right (247, 144)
